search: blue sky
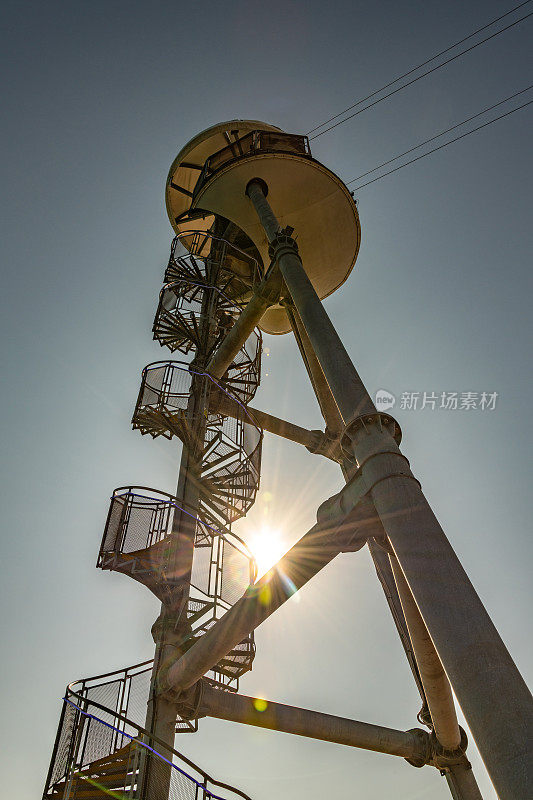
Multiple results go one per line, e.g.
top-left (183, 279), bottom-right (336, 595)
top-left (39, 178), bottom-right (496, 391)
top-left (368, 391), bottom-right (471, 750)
top-left (1, 1), bottom-right (531, 798)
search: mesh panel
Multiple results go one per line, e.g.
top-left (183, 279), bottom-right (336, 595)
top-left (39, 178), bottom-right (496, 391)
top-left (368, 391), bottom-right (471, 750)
top-left (101, 493), bottom-right (174, 558)
top-left (47, 706), bottom-right (246, 800)
top-left (126, 668), bottom-right (152, 729)
top-left (136, 363), bottom-right (193, 419)
top-left (220, 541), bottom-right (250, 606)
top-left (168, 759), bottom-right (201, 800)
top-left (49, 700), bottom-right (77, 785)
top-left (124, 504), bottom-right (156, 553)
top-left (65, 721), bottom-right (134, 797)
top-left (79, 713), bottom-right (121, 768)
top-left (138, 749), bottom-right (202, 800)
top-left (167, 366), bottom-right (193, 403)
top-left (82, 681), bottom-right (122, 764)
top-left (85, 679), bottom-right (121, 717)
top-left (140, 365), bottom-right (167, 406)
top-left (103, 496), bottom-right (126, 552)
top-left (125, 502), bottom-right (170, 554)
top-left (190, 539), bottom-right (213, 597)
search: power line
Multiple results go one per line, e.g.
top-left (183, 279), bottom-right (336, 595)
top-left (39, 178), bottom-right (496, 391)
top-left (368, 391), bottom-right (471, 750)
top-left (347, 100), bottom-right (532, 191)
top-left (347, 86), bottom-right (532, 184)
top-left (308, 1), bottom-right (532, 135)
top-left (308, 5), bottom-right (532, 140)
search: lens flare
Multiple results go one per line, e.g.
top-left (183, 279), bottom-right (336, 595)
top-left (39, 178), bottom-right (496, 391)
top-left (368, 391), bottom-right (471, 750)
top-left (247, 524), bottom-right (287, 578)
top-left (253, 698), bottom-right (268, 712)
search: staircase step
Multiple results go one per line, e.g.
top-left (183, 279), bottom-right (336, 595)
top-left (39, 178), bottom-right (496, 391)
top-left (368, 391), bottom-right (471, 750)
top-left (70, 785), bottom-right (127, 799)
top-left (74, 768), bottom-right (130, 786)
top-left (74, 742), bottom-right (132, 774)
top-left (69, 786), bottom-right (131, 799)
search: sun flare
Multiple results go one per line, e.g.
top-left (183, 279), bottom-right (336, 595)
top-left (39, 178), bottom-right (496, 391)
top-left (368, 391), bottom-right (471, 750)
top-left (247, 524), bottom-right (287, 579)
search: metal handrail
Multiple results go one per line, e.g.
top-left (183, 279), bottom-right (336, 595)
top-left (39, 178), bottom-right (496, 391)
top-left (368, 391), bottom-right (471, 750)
top-left (192, 130), bottom-right (311, 200)
top-left (152, 281), bottom-right (262, 400)
top-left (157, 279), bottom-right (256, 315)
top-left (172, 230), bottom-right (262, 286)
top-left (68, 657), bottom-right (153, 692)
top-left (44, 677), bottom-right (252, 800)
top-left (106, 485), bottom-right (257, 577)
top-left (136, 360), bottom-right (263, 436)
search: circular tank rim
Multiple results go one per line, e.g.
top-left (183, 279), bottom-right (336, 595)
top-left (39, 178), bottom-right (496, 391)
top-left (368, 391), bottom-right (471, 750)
top-left (165, 119), bottom-right (283, 235)
top-left (190, 151), bottom-right (361, 334)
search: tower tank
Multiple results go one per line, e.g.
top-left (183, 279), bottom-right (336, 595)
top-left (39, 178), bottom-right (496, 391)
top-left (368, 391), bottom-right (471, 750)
top-left (166, 119), bottom-right (361, 334)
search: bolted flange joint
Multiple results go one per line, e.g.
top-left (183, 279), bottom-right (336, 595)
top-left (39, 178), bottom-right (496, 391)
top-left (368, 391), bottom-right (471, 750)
top-left (268, 229), bottom-right (300, 265)
top-left (341, 412), bottom-right (402, 459)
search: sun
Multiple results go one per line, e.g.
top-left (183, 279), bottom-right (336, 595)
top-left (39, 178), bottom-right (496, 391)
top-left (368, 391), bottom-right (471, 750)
top-left (247, 524), bottom-right (287, 579)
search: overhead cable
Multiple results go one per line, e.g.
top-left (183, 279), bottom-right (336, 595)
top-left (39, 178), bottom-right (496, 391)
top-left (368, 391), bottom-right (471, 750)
top-left (308, 5), bottom-right (532, 140)
top-left (347, 100), bottom-right (532, 191)
top-left (347, 86), bottom-right (533, 184)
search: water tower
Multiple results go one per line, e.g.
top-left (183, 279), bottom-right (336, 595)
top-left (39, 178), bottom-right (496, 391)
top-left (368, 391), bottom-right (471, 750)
top-left (43, 120), bottom-right (532, 800)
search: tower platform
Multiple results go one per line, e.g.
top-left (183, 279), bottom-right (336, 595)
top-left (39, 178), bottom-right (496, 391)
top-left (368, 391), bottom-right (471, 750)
top-left (166, 121), bottom-right (361, 333)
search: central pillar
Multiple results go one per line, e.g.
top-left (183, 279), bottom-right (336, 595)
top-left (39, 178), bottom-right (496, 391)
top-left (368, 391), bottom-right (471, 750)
top-left (246, 179), bottom-right (533, 800)
top-left (140, 253), bottom-right (218, 799)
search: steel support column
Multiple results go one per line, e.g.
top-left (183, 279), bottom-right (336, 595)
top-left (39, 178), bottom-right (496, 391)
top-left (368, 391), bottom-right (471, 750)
top-left (284, 271), bottom-right (485, 799)
top-left (207, 267), bottom-right (281, 380)
top-left (285, 300), bottom-right (344, 436)
top-left (246, 180), bottom-right (375, 421)
top-left (209, 390), bottom-right (329, 452)
top-left (196, 683), bottom-right (430, 763)
top-left (141, 259), bottom-right (218, 800)
top-left (286, 285), bottom-right (432, 721)
top-left (446, 763), bottom-right (484, 800)
top-left (246, 179), bottom-right (533, 800)
top-left (390, 553), bottom-right (461, 751)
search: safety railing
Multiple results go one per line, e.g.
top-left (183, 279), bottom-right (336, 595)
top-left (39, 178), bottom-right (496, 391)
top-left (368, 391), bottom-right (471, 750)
top-left (155, 232), bottom-right (262, 404)
top-left (193, 130), bottom-right (311, 199)
top-left (166, 231), bottom-right (262, 296)
top-left (98, 487), bottom-right (257, 681)
top-left (153, 284), bottom-right (261, 404)
top-left (98, 486), bottom-right (257, 606)
top-left (44, 667), bottom-right (252, 800)
top-left (132, 363), bottom-right (262, 524)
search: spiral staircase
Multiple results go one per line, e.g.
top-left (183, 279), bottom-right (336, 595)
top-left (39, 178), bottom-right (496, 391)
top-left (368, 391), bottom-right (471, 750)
top-left (43, 232), bottom-right (263, 799)
top-left (44, 661), bottom-right (252, 799)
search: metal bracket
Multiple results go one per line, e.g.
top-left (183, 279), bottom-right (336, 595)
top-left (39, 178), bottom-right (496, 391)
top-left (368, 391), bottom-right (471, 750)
top-left (305, 429), bottom-right (344, 462)
top-left (429, 728), bottom-right (470, 770)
